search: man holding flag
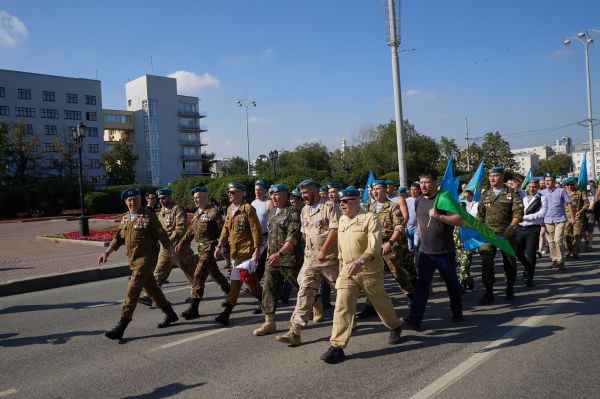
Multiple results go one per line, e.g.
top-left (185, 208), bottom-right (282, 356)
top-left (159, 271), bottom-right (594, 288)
top-left (563, 176), bottom-right (589, 259)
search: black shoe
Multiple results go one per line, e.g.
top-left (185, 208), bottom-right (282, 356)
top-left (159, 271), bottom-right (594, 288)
top-left (139, 296), bottom-right (153, 307)
top-left (401, 316), bottom-right (421, 331)
top-left (181, 299), bottom-right (200, 320)
top-left (105, 319), bottom-right (130, 340)
top-left (357, 303), bottom-right (377, 319)
top-left (279, 296), bottom-right (290, 305)
top-left (505, 284), bottom-right (515, 301)
top-left (450, 312), bottom-right (463, 322)
top-left (184, 296), bottom-right (193, 304)
top-left (221, 301), bottom-right (228, 307)
top-left (215, 304), bottom-right (233, 326)
top-left (536, 250), bottom-right (542, 259)
top-left (252, 305), bottom-right (263, 315)
top-left (388, 326), bottom-right (403, 344)
top-left (526, 278), bottom-right (534, 287)
top-left (479, 284), bottom-right (495, 305)
top-left (321, 346), bottom-right (346, 364)
top-left (573, 253), bottom-right (579, 259)
top-left (158, 303), bottom-right (179, 328)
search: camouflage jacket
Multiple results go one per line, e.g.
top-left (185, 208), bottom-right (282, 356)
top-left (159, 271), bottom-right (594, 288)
top-left (477, 185), bottom-right (524, 235)
top-left (158, 204), bottom-right (188, 244)
top-left (565, 189), bottom-right (589, 218)
top-left (179, 206), bottom-right (223, 250)
top-left (368, 200), bottom-right (403, 241)
top-left (267, 206), bottom-right (302, 267)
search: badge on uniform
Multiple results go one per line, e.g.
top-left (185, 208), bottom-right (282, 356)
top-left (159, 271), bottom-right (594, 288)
top-left (135, 216), bottom-right (149, 229)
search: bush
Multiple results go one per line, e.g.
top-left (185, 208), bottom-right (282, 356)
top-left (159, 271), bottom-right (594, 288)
top-left (85, 191), bottom-right (119, 214)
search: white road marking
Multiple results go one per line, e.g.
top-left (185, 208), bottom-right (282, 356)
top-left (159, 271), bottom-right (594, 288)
top-left (0, 389), bottom-right (17, 397)
top-left (411, 286), bottom-right (586, 399)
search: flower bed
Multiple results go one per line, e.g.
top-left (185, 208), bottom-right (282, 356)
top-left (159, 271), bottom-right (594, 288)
top-left (46, 230), bottom-right (116, 242)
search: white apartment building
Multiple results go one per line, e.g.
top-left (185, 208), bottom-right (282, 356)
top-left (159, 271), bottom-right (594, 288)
top-left (0, 69), bottom-right (104, 184)
top-left (510, 145), bottom-right (555, 160)
top-left (125, 75), bottom-right (207, 186)
top-left (571, 140), bottom-right (600, 179)
top-left (211, 157), bottom-right (231, 178)
top-left (552, 136), bottom-right (573, 155)
top-left (512, 152), bottom-right (540, 175)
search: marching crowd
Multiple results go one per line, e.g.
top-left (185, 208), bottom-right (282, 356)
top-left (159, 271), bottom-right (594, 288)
top-left (97, 167), bottom-right (596, 364)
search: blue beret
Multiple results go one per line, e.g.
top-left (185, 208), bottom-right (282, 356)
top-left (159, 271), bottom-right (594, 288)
top-left (297, 179), bottom-right (318, 190)
top-left (563, 176), bottom-right (577, 185)
top-left (371, 179), bottom-right (387, 188)
top-left (254, 179), bottom-right (268, 188)
top-left (156, 188), bottom-right (173, 196)
top-left (319, 186), bottom-right (328, 193)
top-left (544, 172), bottom-right (556, 179)
top-left (490, 167), bottom-right (504, 174)
top-left (121, 187), bottom-right (141, 201)
top-left (327, 182), bottom-right (342, 189)
top-left (269, 183), bottom-right (288, 194)
top-left (228, 182), bottom-right (247, 191)
top-left (385, 179), bottom-right (398, 186)
top-left (191, 186), bottom-right (208, 195)
top-left (338, 186), bottom-right (361, 200)
top-left (398, 186), bottom-right (408, 193)
top-left (290, 188), bottom-right (302, 198)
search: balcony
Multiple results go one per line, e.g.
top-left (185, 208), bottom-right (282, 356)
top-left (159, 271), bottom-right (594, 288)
top-left (199, 111), bottom-right (207, 118)
top-left (181, 154), bottom-right (203, 161)
top-left (178, 110), bottom-right (200, 118)
top-left (181, 167), bottom-right (205, 175)
top-left (180, 139), bottom-right (208, 146)
top-left (179, 124), bottom-right (200, 132)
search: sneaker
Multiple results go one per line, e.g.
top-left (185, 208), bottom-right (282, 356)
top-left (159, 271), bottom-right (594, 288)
top-left (536, 250), bottom-right (543, 258)
top-left (321, 346), bottom-right (346, 364)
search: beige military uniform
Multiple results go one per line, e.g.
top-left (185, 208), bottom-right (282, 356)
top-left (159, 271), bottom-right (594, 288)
top-left (290, 199), bottom-right (341, 326)
top-left (330, 209), bottom-right (401, 348)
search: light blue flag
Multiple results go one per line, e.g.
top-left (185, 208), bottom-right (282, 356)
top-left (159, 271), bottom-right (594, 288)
top-left (578, 150), bottom-right (588, 192)
top-left (521, 169), bottom-right (532, 190)
top-left (458, 160), bottom-right (487, 251)
top-left (454, 176), bottom-right (461, 198)
top-left (363, 170), bottom-right (374, 203)
top-left (463, 161), bottom-right (485, 202)
top-left (439, 153), bottom-right (458, 199)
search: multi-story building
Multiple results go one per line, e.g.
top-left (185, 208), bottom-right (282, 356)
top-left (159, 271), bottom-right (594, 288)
top-left (512, 152), bottom-right (540, 175)
top-left (552, 136), bottom-right (573, 155)
top-left (103, 109), bottom-right (135, 151)
top-left (0, 69), bottom-right (104, 185)
top-left (510, 145), bottom-right (555, 160)
top-left (211, 157), bottom-right (231, 178)
top-left (125, 75), bottom-right (207, 186)
top-left (571, 139), bottom-right (600, 179)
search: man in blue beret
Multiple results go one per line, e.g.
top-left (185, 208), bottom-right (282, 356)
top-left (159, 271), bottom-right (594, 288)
top-left (319, 185), bottom-right (328, 200)
top-left (99, 188), bottom-right (179, 340)
top-left (322, 187), bottom-right (402, 363)
top-left (251, 179), bottom-right (274, 300)
top-left (320, 182), bottom-right (342, 309)
top-left (563, 177), bottom-right (588, 260)
top-left (289, 188), bottom-right (304, 210)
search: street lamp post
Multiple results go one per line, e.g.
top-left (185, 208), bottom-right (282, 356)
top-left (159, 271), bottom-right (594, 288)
top-left (236, 98), bottom-right (256, 176)
top-left (72, 122), bottom-right (89, 237)
top-left (564, 29), bottom-right (598, 179)
top-left (269, 149), bottom-right (278, 180)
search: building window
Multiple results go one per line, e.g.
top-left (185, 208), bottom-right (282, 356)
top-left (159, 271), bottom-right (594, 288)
top-left (89, 159), bottom-right (100, 169)
top-left (0, 106), bottom-right (9, 116)
top-left (87, 127), bottom-right (98, 137)
top-left (128, 99), bottom-right (132, 106)
top-left (85, 95), bottom-right (97, 105)
top-left (86, 112), bottom-right (97, 121)
top-left (17, 89), bottom-right (31, 100)
top-left (88, 144), bottom-right (99, 153)
top-left (90, 175), bottom-right (102, 183)
top-left (64, 110), bottom-right (82, 120)
top-left (43, 143), bottom-right (56, 152)
top-left (47, 159), bottom-right (61, 168)
top-left (0, 87), bottom-right (5, 97)
top-left (15, 107), bottom-right (35, 117)
top-left (24, 124), bottom-right (34, 134)
top-left (41, 108), bottom-right (59, 119)
top-left (42, 91), bottom-right (55, 102)
top-left (66, 93), bottom-right (78, 103)
top-left (45, 125), bottom-right (58, 135)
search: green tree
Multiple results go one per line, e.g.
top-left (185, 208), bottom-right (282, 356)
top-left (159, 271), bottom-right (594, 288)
top-left (52, 133), bottom-right (76, 177)
top-left (4, 121), bottom-right (41, 185)
top-left (200, 152), bottom-right (217, 175)
top-left (457, 142), bottom-right (484, 173)
top-left (481, 131), bottom-right (517, 172)
top-left (101, 141), bottom-right (139, 185)
top-left (436, 136), bottom-right (459, 171)
top-left (539, 154), bottom-right (573, 176)
top-left (222, 156), bottom-right (248, 176)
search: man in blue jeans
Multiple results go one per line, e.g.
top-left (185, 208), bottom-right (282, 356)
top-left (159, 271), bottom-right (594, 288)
top-left (402, 170), bottom-right (463, 331)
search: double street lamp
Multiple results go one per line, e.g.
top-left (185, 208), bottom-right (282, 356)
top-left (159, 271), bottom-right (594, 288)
top-left (72, 122), bottom-right (89, 237)
top-left (236, 97), bottom-right (256, 175)
top-left (268, 149), bottom-right (278, 180)
top-left (564, 29), bottom-right (598, 179)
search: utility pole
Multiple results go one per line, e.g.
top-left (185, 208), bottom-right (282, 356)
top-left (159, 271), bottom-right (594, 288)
top-left (464, 117), bottom-right (471, 171)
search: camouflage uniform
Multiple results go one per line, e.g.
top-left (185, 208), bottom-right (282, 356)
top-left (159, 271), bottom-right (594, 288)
top-left (477, 186), bottom-right (524, 285)
top-left (107, 210), bottom-right (172, 321)
top-left (565, 188), bottom-right (589, 256)
top-left (178, 206), bottom-right (230, 299)
top-left (154, 204), bottom-right (196, 286)
top-left (368, 200), bottom-right (413, 294)
top-left (261, 205), bottom-right (302, 314)
top-left (454, 227), bottom-right (474, 287)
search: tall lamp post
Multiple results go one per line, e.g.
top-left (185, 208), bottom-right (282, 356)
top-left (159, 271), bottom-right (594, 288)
top-left (269, 149), bottom-right (278, 180)
top-left (72, 122), bottom-right (89, 236)
top-left (236, 97), bottom-right (256, 175)
top-left (564, 29), bottom-right (598, 179)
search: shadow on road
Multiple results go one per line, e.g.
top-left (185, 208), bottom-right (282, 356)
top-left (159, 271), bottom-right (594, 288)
top-left (0, 330), bottom-right (104, 347)
top-left (0, 301), bottom-right (120, 314)
top-left (121, 382), bottom-right (205, 398)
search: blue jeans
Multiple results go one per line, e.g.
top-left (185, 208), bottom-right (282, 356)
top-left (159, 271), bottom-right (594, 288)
top-left (406, 226), bottom-right (420, 252)
top-left (408, 252), bottom-right (463, 324)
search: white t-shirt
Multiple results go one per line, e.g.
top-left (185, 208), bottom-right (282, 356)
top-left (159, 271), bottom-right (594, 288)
top-left (252, 198), bottom-right (269, 234)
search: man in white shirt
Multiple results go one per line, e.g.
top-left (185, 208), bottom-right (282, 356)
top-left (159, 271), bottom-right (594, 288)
top-left (516, 180), bottom-right (547, 287)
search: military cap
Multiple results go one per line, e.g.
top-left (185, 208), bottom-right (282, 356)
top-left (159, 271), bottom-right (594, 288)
top-left (269, 183), bottom-right (288, 194)
top-left (297, 179), bottom-right (318, 190)
top-left (319, 186), bottom-right (328, 193)
top-left (228, 182), bottom-right (247, 192)
top-left (385, 179), bottom-right (398, 187)
top-left (121, 187), bottom-right (141, 201)
top-left (156, 188), bottom-right (173, 196)
top-left (563, 176), bottom-right (577, 185)
top-left (543, 172), bottom-right (556, 179)
top-left (327, 182), bottom-right (342, 189)
top-left (398, 185), bottom-right (408, 194)
top-left (190, 185), bottom-right (208, 195)
top-left (290, 188), bottom-right (302, 198)
top-left (338, 186), bottom-right (361, 200)
top-left (254, 179), bottom-right (268, 188)
top-left (490, 166), bottom-right (504, 174)
top-left (371, 179), bottom-right (387, 188)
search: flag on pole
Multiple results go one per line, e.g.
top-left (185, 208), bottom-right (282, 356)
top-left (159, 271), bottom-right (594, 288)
top-left (454, 176), bottom-right (461, 195)
top-left (363, 170), bottom-right (375, 203)
top-left (463, 161), bottom-right (485, 202)
top-left (578, 150), bottom-right (588, 192)
top-left (521, 169), bottom-right (532, 190)
top-left (433, 155), bottom-right (515, 256)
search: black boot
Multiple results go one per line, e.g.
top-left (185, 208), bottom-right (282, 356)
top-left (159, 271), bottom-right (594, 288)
top-left (505, 283), bottom-right (515, 301)
top-left (357, 303), bottom-right (377, 319)
top-left (215, 304), bottom-right (233, 326)
top-left (158, 303), bottom-right (179, 328)
top-left (321, 346), bottom-right (346, 364)
top-left (252, 299), bottom-right (263, 315)
top-left (479, 284), bottom-right (495, 305)
top-left (181, 298), bottom-right (200, 320)
top-left (105, 319), bottom-right (130, 340)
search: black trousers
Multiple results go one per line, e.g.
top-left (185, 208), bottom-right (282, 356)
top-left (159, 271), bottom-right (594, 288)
top-left (515, 225), bottom-right (540, 279)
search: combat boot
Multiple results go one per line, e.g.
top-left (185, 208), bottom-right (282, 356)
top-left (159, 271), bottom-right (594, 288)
top-left (181, 298), bottom-right (200, 320)
top-left (505, 283), bottom-right (515, 301)
top-left (215, 304), bottom-right (233, 326)
top-left (253, 313), bottom-right (276, 336)
top-left (313, 299), bottom-right (324, 323)
top-left (105, 319), bottom-right (130, 340)
top-left (479, 284), bottom-right (495, 305)
top-left (321, 346), bottom-right (346, 364)
top-left (275, 323), bottom-right (301, 346)
top-left (357, 303), bottom-right (377, 319)
top-left (388, 326), bottom-right (403, 345)
top-left (158, 303), bottom-right (179, 328)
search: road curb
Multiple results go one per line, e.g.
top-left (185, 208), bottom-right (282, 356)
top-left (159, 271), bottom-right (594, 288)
top-left (36, 236), bottom-right (110, 247)
top-left (0, 263), bottom-right (130, 297)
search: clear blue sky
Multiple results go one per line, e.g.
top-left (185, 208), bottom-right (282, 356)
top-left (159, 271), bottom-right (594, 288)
top-left (1, 0), bottom-right (599, 160)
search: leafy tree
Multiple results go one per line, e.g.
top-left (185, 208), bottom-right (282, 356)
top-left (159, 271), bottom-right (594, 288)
top-left (436, 136), bottom-right (459, 171)
top-left (200, 151), bottom-right (217, 175)
top-left (4, 121), bottom-right (41, 185)
top-left (539, 154), bottom-right (573, 176)
top-left (222, 156), bottom-right (248, 176)
top-left (481, 131), bottom-right (517, 172)
top-left (52, 133), bottom-right (77, 177)
top-left (101, 140), bottom-right (139, 185)
top-left (457, 142), bottom-right (484, 173)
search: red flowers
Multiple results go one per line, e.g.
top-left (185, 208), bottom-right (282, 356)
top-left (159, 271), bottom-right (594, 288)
top-left (61, 230), bottom-right (116, 242)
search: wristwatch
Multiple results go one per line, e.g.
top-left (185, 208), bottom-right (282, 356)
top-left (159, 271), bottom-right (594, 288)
top-left (357, 258), bottom-right (365, 266)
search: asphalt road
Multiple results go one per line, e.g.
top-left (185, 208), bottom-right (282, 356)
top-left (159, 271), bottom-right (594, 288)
top-left (1, 253), bottom-right (599, 399)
